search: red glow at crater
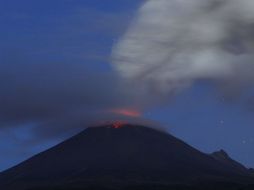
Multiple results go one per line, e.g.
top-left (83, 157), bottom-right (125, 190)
top-left (110, 108), bottom-right (141, 117)
top-left (112, 121), bottom-right (126, 129)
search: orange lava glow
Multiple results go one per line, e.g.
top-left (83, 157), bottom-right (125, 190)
top-left (112, 121), bottom-right (126, 129)
top-left (110, 108), bottom-right (141, 117)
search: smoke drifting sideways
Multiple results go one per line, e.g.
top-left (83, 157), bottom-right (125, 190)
top-left (0, 55), bottom-right (153, 142)
top-left (2, 0), bottom-right (254, 145)
top-left (112, 0), bottom-right (254, 101)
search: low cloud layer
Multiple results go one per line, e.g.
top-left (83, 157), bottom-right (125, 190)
top-left (0, 54), bottom-right (150, 141)
top-left (112, 0), bottom-right (254, 98)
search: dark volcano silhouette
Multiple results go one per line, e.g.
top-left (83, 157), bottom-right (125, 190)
top-left (0, 124), bottom-right (253, 190)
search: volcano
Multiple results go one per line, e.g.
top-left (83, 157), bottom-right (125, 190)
top-left (0, 124), bottom-right (253, 190)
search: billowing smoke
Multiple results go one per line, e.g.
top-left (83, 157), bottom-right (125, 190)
top-left (112, 0), bottom-right (254, 97)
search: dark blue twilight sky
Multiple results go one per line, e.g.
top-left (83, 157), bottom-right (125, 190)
top-left (0, 0), bottom-right (254, 171)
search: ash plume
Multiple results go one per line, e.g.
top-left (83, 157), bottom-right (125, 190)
top-left (112, 0), bottom-right (254, 98)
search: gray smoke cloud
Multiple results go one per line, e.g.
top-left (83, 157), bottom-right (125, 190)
top-left (112, 0), bottom-right (254, 97)
top-left (0, 54), bottom-right (156, 141)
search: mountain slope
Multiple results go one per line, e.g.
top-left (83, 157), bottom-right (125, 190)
top-left (0, 124), bottom-right (253, 190)
top-left (211, 149), bottom-right (249, 174)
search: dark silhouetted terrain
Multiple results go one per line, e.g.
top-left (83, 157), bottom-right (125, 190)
top-left (0, 124), bottom-right (253, 190)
